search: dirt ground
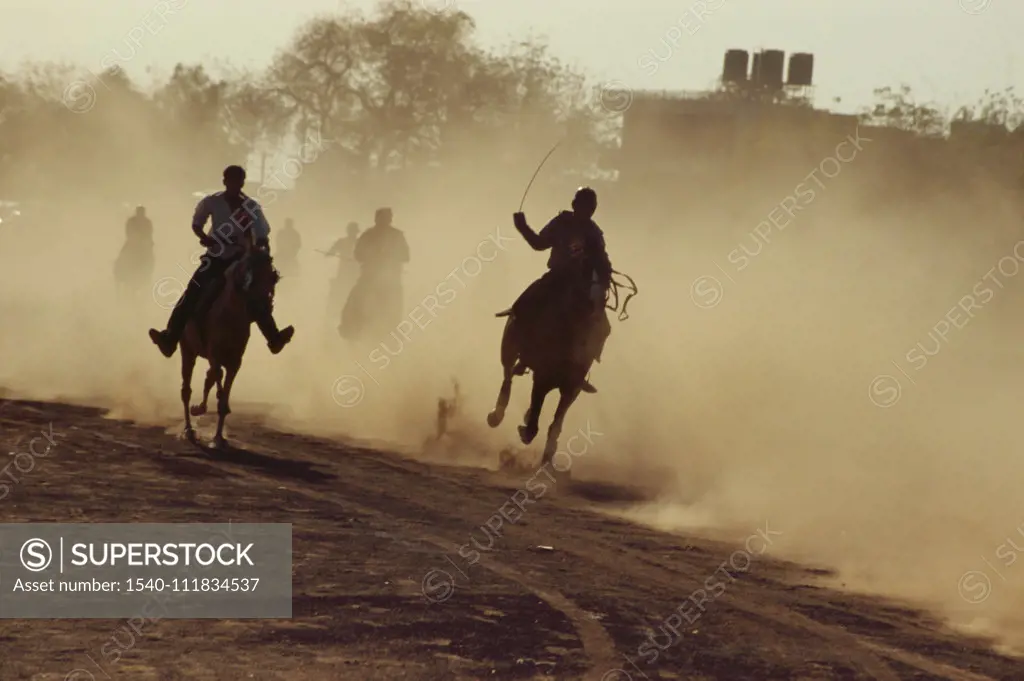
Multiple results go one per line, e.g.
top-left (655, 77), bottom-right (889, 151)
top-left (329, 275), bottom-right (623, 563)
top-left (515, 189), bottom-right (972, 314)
top-left (0, 397), bottom-right (1021, 681)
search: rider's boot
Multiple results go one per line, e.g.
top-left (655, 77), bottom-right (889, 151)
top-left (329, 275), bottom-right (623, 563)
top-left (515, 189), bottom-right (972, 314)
top-left (150, 255), bottom-right (226, 358)
top-left (254, 308), bottom-right (295, 354)
top-left (149, 289), bottom-right (195, 358)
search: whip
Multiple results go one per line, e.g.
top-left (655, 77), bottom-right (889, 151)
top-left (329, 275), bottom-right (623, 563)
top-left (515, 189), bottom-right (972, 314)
top-left (518, 140), bottom-right (562, 212)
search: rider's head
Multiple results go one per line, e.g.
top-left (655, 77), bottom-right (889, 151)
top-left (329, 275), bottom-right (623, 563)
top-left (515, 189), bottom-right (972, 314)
top-left (347, 221), bottom-right (359, 237)
top-left (374, 207), bottom-right (393, 227)
top-left (134, 205), bottom-right (145, 217)
top-left (571, 186), bottom-right (597, 219)
top-left (222, 165), bottom-right (246, 195)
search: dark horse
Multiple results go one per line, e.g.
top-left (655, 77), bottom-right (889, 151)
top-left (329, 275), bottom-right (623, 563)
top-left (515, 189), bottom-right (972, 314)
top-left (179, 247), bottom-right (281, 448)
top-left (487, 270), bottom-right (637, 468)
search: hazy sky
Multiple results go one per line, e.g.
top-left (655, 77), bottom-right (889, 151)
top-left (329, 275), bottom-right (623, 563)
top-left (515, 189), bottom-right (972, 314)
top-left (0, 0), bottom-right (1019, 113)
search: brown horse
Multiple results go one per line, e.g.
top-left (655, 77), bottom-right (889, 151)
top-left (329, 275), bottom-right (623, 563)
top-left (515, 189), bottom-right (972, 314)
top-left (487, 279), bottom-right (596, 468)
top-left (179, 247), bottom-right (280, 447)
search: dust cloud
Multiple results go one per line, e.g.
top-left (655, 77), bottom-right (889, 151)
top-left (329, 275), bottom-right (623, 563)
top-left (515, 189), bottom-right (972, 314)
top-left (2, 64), bottom-right (1024, 662)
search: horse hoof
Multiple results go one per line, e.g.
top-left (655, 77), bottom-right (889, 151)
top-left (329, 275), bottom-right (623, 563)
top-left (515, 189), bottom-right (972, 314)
top-left (182, 428), bottom-right (197, 443)
top-left (487, 410), bottom-right (504, 428)
top-left (518, 425), bottom-right (537, 445)
top-left (212, 436), bottom-right (228, 450)
top-left (190, 405), bottom-right (206, 417)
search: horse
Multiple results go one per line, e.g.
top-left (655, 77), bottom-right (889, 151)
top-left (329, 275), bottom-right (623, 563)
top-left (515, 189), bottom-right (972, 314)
top-left (178, 247), bottom-right (280, 448)
top-left (339, 269), bottom-right (403, 342)
top-left (487, 270), bottom-right (637, 469)
top-left (113, 241), bottom-right (153, 301)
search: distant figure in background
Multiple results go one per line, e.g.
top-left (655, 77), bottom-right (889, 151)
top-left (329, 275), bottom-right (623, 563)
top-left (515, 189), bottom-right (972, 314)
top-left (114, 205), bottom-right (154, 300)
top-left (275, 218), bottom-right (301, 278)
top-left (339, 208), bottom-right (409, 340)
top-left (324, 221), bottom-right (360, 319)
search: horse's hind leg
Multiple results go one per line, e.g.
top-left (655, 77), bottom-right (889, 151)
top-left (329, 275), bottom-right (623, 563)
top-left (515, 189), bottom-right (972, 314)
top-left (213, 363), bottom-right (238, 448)
top-left (542, 386), bottom-right (581, 468)
top-left (191, 365), bottom-right (222, 416)
top-left (518, 376), bottom-right (549, 445)
top-left (180, 349), bottom-right (198, 442)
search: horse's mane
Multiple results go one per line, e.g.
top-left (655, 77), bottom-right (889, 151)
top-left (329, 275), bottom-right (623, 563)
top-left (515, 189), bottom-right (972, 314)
top-left (247, 249), bottom-right (280, 284)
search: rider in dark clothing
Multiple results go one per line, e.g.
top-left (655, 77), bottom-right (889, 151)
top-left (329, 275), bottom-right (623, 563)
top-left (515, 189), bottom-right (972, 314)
top-left (115, 205), bottom-right (154, 292)
top-left (148, 165), bottom-right (294, 357)
top-left (511, 186), bottom-right (612, 393)
top-left (340, 208), bottom-right (409, 339)
top-left (125, 206), bottom-right (153, 244)
top-left (326, 221), bottom-right (361, 316)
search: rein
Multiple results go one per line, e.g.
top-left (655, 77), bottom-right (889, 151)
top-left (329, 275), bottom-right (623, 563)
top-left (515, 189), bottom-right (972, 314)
top-left (605, 269), bottom-right (638, 321)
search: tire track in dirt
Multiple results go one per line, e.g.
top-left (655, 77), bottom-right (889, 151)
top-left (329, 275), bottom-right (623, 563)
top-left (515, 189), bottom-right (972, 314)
top-left (511, 508), bottom-right (1002, 681)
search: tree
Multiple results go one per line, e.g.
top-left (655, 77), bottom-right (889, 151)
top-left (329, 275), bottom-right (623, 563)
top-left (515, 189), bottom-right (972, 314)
top-left (864, 84), bottom-right (946, 136)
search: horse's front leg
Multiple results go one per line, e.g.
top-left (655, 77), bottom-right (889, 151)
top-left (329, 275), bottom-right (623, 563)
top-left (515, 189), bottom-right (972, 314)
top-left (488, 317), bottom-right (519, 427)
top-left (542, 385), bottom-right (581, 467)
top-left (191, 365), bottom-right (222, 416)
top-left (488, 364), bottom-right (514, 428)
top-left (180, 349), bottom-right (197, 442)
top-left (213, 363), bottom-right (238, 449)
top-left (518, 376), bottom-right (549, 445)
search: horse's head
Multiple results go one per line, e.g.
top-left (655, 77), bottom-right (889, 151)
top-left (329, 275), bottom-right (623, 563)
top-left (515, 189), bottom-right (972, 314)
top-left (233, 248), bottom-right (280, 309)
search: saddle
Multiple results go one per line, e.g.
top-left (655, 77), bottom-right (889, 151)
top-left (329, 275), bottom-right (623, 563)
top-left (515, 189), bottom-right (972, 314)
top-left (193, 259), bottom-right (246, 343)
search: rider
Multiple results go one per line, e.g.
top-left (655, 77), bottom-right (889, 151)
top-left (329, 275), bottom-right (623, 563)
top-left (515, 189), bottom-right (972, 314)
top-left (511, 186), bottom-right (613, 394)
top-left (326, 222), bottom-right (361, 319)
top-left (354, 209), bottom-right (408, 276)
top-left (326, 221), bottom-right (361, 262)
top-left (125, 205), bottom-right (153, 245)
top-left (340, 208), bottom-right (409, 338)
top-left (115, 205), bottom-right (154, 293)
top-left (148, 165), bottom-right (295, 357)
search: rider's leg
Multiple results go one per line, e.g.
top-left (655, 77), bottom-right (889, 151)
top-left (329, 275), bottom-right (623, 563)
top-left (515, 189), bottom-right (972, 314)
top-left (149, 256), bottom-right (230, 357)
top-left (250, 297), bottom-right (295, 354)
top-left (593, 309), bottom-right (612, 363)
top-left (579, 309), bottom-right (610, 394)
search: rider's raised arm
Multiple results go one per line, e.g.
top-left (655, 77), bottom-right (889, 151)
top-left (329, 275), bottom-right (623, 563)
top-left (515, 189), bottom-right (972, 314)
top-left (191, 196), bottom-right (212, 241)
top-left (516, 212), bottom-right (561, 251)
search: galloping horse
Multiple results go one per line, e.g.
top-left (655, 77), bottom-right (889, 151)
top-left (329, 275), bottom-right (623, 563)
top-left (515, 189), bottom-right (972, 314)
top-left (487, 271), bottom-right (637, 468)
top-left (179, 246), bottom-right (281, 447)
